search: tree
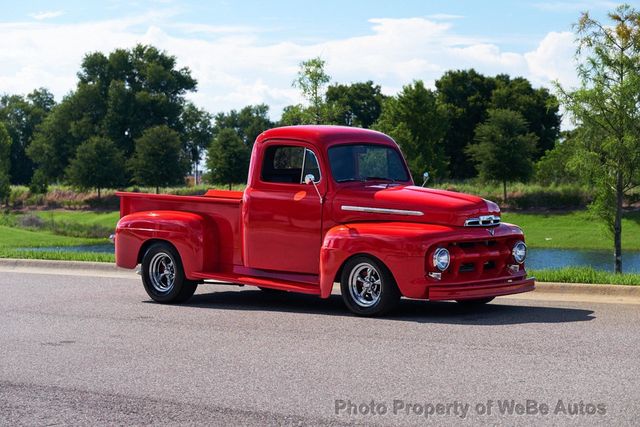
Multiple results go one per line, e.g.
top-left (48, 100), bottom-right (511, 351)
top-left (0, 123), bottom-right (11, 203)
top-left (181, 102), bottom-right (213, 184)
top-left (128, 126), bottom-right (189, 193)
top-left (555, 4), bottom-right (640, 273)
top-left (206, 128), bottom-right (250, 190)
top-left (0, 88), bottom-right (55, 184)
top-left (490, 75), bottom-right (561, 158)
top-left (292, 57), bottom-right (331, 124)
top-left (535, 130), bottom-right (581, 184)
top-left (28, 44), bottom-right (197, 183)
top-left (435, 69), bottom-right (496, 179)
top-left (325, 81), bottom-right (385, 128)
top-left (279, 104), bottom-right (308, 126)
top-left (374, 81), bottom-right (448, 182)
top-left (466, 109), bottom-right (538, 202)
top-left (213, 104), bottom-right (273, 149)
top-left (65, 137), bottom-right (126, 198)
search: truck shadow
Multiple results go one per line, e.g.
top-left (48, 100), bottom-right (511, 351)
top-left (179, 288), bottom-right (595, 325)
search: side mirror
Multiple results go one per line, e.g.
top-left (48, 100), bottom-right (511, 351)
top-left (422, 171), bottom-right (430, 187)
top-left (304, 174), bottom-right (315, 185)
top-left (304, 173), bottom-right (323, 204)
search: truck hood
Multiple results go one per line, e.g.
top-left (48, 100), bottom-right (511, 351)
top-left (331, 184), bottom-right (500, 227)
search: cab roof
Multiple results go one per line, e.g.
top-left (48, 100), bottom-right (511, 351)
top-left (256, 125), bottom-right (397, 148)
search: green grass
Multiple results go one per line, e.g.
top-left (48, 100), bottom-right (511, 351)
top-left (0, 224), bottom-right (113, 262)
top-left (0, 225), bottom-right (107, 248)
top-left (34, 210), bottom-right (120, 230)
top-left (531, 267), bottom-right (640, 285)
top-left (0, 248), bottom-right (114, 263)
top-left (502, 211), bottom-right (640, 250)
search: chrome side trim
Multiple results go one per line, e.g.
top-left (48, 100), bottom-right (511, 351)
top-left (341, 205), bottom-right (424, 216)
top-left (464, 215), bottom-right (501, 227)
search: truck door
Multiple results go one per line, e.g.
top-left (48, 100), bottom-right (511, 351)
top-left (243, 143), bottom-right (325, 275)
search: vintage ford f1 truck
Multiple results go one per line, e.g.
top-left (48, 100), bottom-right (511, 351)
top-left (115, 125), bottom-right (534, 316)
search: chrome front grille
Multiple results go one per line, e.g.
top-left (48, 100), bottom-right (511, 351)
top-left (464, 215), bottom-right (501, 227)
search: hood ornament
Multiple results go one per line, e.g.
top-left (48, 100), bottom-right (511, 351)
top-left (487, 228), bottom-right (495, 236)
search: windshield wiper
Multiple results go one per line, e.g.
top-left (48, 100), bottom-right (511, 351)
top-left (336, 178), bottom-right (361, 183)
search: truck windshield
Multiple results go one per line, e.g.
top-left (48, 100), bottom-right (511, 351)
top-left (328, 144), bottom-right (410, 183)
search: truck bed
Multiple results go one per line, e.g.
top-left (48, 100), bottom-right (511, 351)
top-left (116, 190), bottom-right (244, 270)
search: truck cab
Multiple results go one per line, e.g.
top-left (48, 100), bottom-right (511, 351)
top-left (116, 125), bottom-right (534, 316)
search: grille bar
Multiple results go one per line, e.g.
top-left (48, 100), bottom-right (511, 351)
top-left (464, 215), bottom-right (501, 227)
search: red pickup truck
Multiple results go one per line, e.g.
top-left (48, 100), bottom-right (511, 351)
top-left (115, 125), bottom-right (534, 316)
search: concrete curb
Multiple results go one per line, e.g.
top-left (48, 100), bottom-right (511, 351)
top-left (533, 281), bottom-right (640, 297)
top-left (1, 258), bottom-right (639, 299)
top-left (0, 258), bottom-right (122, 272)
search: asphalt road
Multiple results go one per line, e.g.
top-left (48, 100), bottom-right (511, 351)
top-left (1, 269), bottom-right (639, 426)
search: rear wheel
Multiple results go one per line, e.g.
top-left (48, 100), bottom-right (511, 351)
top-left (141, 242), bottom-right (197, 303)
top-left (340, 256), bottom-right (400, 316)
top-left (455, 297), bottom-right (495, 307)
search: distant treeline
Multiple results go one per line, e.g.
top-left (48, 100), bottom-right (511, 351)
top-left (0, 44), bottom-right (564, 196)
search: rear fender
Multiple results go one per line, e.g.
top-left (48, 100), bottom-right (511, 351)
top-left (115, 210), bottom-right (215, 279)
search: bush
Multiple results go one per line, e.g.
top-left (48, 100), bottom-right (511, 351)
top-left (433, 181), bottom-right (592, 210)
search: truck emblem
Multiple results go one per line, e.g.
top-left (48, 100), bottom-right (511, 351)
top-left (487, 228), bottom-right (495, 236)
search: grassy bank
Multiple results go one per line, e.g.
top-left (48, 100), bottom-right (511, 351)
top-left (0, 224), bottom-right (114, 262)
top-left (531, 267), bottom-right (640, 285)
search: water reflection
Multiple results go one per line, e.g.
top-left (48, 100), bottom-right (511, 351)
top-left (527, 248), bottom-right (640, 273)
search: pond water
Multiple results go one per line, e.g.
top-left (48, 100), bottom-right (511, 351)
top-left (526, 248), bottom-right (640, 273)
top-left (19, 244), bottom-right (640, 273)
top-left (20, 244), bottom-right (115, 254)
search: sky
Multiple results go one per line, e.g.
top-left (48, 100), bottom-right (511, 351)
top-left (0, 0), bottom-right (620, 120)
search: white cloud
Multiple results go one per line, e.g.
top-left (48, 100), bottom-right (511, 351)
top-left (524, 31), bottom-right (577, 88)
top-left (0, 12), bottom-right (579, 124)
top-left (29, 10), bottom-right (65, 20)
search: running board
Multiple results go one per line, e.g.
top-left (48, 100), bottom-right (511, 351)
top-left (190, 271), bottom-right (321, 295)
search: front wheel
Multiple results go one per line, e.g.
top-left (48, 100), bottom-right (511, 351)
top-left (340, 256), bottom-right (400, 316)
top-left (141, 242), bottom-right (197, 303)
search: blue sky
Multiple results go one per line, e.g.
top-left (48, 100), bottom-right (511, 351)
top-left (0, 1), bottom-right (620, 119)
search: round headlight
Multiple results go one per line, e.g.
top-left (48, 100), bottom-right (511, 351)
top-left (432, 247), bottom-right (450, 271)
top-left (512, 241), bottom-right (527, 264)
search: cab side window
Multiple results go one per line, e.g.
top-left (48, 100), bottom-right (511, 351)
top-left (261, 145), bottom-right (321, 184)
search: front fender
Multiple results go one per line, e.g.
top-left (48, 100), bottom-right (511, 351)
top-left (319, 222), bottom-right (454, 298)
top-left (115, 210), bottom-right (214, 279)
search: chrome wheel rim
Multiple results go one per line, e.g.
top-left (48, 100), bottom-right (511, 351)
top-left (348, 262), bottom-right (382, 308)
top-left (149, 252), bottom-right (176, 294)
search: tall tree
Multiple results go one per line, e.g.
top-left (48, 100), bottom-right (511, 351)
top-left (213, 104), bottom-right (273, 148)
top-left (128, 126), bottom-right (189, 193)
top-left (0, 123), bottom-right (11, 203)
top-left (28, 84), bottom-right (103, 181)
top-left (292, 57), bottom-right (331, 124)
top-left (66, 137), bottom-right (126, 198)
top-left (374, 81), bottom-right (448, 182)
top-left (555, 4), bottom-right (640, 273)
top-left (325, 81), bottom-right (385, 128)
top-left (0, 88), bottom-right (55, 184)
top-left (435, 69), bottom-right (496, 179)
top-left (490, 75), bottom-right (561, 157)
top-left (206, 128), bottom-right (250, 190)
top-left (466, 109), bottom-right (538, 202)
top-left (29, 44), bottom-right (197, 183)
top-left (181, 102), bottom-right (213, 184)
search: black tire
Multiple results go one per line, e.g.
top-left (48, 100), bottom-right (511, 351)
top-left (340, 255), bottom-right (400, 316)
top-left (141, 242), bottom-right (197, 304)
top-left (455, 297), bottom-right (495, 307)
